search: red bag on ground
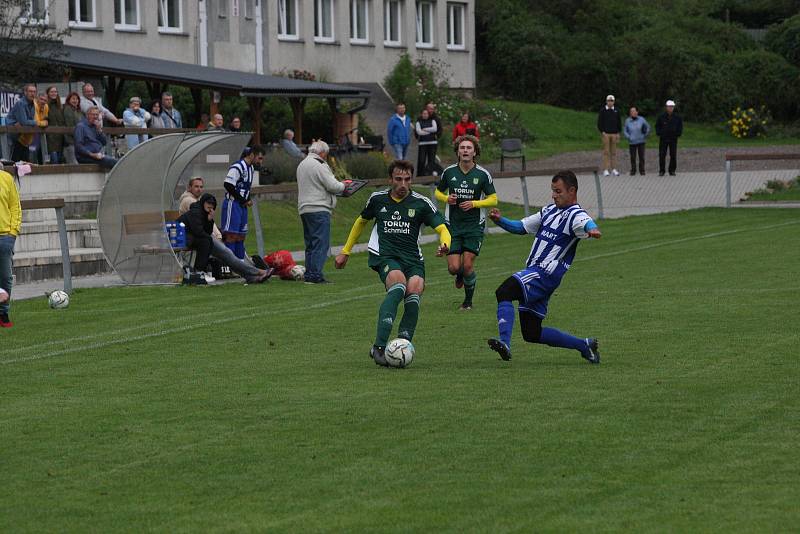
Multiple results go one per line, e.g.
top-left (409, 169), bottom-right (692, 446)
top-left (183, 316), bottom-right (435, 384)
top-left (264, 250), bottom-right (297, 280)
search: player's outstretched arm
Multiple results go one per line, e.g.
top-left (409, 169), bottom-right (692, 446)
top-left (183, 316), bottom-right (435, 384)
top-left (489, 208), bottom-right (526, 235)
top-left (434, 224), bottom-right (451, 256)
top-left (585, 220), bottom-right (602, 239)
top-left (335, 216), bottom-right (369, 269)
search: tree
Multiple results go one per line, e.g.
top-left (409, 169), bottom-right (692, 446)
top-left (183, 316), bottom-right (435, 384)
top-left (0, 0), bottom-right (70, 92)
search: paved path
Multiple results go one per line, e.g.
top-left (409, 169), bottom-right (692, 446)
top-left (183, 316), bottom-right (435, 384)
top-left (492, 169), bottom-right (799, 218)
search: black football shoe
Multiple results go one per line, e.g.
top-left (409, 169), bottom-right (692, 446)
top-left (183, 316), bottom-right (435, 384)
top-left (581, 338), bottom-right (600, 364)
top-left (488, 338), bottom-right (512, 361)
top-left (370, 345), bottom-right (389, 367)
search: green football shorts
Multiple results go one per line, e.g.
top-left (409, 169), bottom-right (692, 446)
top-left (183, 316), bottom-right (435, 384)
top-left (448, 233), bottom-right (484, 256)
top-left (369, 254), bottom-right (426, 284)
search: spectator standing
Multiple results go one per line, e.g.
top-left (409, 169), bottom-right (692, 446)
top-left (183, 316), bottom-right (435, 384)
top-left (387, 103), bottom-right (411, 159)
top-left (220, 145), bottom-right (265, 259)
top-left (597, 95), bottom-right (621, 176)
top-left (45, 86), bottom-right (66, 164)
top-left (206, 114), bottom-right (225, 132)
top-left (74, 107), bottom-right (117, 170)
top-left (0, 166), bottom-right (22, 327)
top-left (176, 193), bottom-right (272, 284)
top-left (623, 106), bottom-right (651, 176)
top-left (122, 97), bottom-right (151, 150)
top-left (280, 129), bottom-right (304, 159)
top-left (160, 92), bottom-right (182, 128)
top-left (229, 117), bottom-right (242, 132)
top-left (415, 108), bottom-right (438, 176)
top-left (426, 102), bottom-right (441, 139)
top-left (452, 112), bottom-right (479, 141)
top-left (79, 83), bottom-right (122, 126)
top-left (5, 84), bottom-right (40, 162)
top-left (62, 92), bottom-right (84, 164)
top-left (30, 93), bottom-right (49, 164)
top-left (147, 101), bottom-right (166, 129)
top-left (656, 100), bottom-right (683, 176)
top-left (178, 177), bottom-right (222, 240)
top-left (296, 140), bottom-right (346, 284)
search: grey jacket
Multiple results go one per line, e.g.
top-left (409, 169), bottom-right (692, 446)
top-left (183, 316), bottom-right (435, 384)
top-left (623, 116), bottom-right (651, 145)
top-left (296, 154), bottom-right (346, 215)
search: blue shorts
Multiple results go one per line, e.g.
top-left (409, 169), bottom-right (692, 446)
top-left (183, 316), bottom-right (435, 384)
top-left (221, 199), bottom-right (248, 236)
top-left (512, 267), bottom-right (560, 319)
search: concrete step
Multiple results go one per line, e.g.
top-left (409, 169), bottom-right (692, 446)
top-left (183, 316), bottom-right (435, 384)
top-left (17, 219), bottom-right (99, 253)
top-left (12, 247), bottom-right (111, 284)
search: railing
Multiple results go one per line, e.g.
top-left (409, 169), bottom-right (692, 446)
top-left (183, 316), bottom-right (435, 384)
top-left (20, 198), bottom-right (72, 292)
top-left (724, 153), bottom-right (800, 207)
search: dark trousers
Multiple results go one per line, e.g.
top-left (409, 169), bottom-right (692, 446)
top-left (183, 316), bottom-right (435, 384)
top-left (301, 211), bottom-right (331, 282)
top-left (658, 139), bottom-right (678, 174)
top-left (77, 154), bottom-right (118, 170)
top-left (417, 144), bottom-right (437, 176)
top-left (629, 143), bottom-right (646, 174)
top-left (11, 141), bottom-right (29, 162)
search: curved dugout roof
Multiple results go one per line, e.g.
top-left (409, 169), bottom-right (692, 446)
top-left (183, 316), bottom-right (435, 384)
top-left (99, 132), bottom-right (251, 284)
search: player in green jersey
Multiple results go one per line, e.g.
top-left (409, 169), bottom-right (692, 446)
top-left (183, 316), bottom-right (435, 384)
top-left (335, 160), bottom-right (452, 367)
top-left (435, 135), bottom-right (498, 310)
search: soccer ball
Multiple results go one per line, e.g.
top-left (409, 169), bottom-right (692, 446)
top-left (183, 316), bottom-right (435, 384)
top-left (48, 290), bottom-right (70, 309)
top-left (290, 264), bottom-right (306, 281)
top-left (385, 338), bottom-right (415, 368)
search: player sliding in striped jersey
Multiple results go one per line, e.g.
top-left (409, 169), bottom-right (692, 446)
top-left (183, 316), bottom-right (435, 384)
top-left (488, 170), bottom-right (602, 364)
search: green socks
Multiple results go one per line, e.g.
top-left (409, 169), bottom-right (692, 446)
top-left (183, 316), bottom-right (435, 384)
top-left (375, 283), bottom-right (406, 347)
top-left (463, 271), bottom-right (477, 306)
top-left (397, 294), bottom-right (421, 341)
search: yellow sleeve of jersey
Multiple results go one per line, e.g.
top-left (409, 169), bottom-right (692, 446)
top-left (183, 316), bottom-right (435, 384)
top-left (434, 223), bottom-right (451, 249)
top-left (434, 188), bottom-right (449, 203)
top-left (471, 193), bottom-right (498, 208)
top-left (341, 216), bottom-right (369, 255)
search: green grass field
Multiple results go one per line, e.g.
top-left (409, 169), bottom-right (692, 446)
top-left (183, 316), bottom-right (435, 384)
top-left (492, 102), bottom-right (800, 161)
top-left (3, 208), bottom-right (799, 531)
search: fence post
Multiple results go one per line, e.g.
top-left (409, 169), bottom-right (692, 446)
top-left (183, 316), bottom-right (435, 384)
top-left (0, 131), bottom-right (9, 160)
top-left (429, 182), bottom-right (437, 202)
top-left (519, 174), bottom-right (530, 217)
top-left (251, 197), bottom-right (266, 259)
top-left (593, 170), bottom-right (605, 220)
top-left (40, 134), bottom-right (50, 164)
top-left (725, 159), bottom-right (732, 208)
top-left (55, 206), bottom-right (73, 293)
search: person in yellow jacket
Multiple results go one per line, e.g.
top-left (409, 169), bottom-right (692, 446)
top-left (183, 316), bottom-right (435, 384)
top-left (1, 168), bottom-right (22, 327)
top-left (435, 135), bottom-right (498, 310)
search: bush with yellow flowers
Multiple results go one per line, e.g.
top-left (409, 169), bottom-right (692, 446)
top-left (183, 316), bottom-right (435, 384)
top-left (727, 106), bottom-right (770, 139)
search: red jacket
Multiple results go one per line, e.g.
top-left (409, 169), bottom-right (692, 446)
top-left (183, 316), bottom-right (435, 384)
top-left (452, 121), bottom-right (479, 140)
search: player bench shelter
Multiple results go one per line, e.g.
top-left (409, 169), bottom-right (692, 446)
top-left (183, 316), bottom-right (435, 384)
top-left (98, 132), bottom-right (250, 284)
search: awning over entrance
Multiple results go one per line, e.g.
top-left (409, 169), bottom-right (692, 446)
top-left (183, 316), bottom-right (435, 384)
top-left (50, 44), bottom-right (370, 98)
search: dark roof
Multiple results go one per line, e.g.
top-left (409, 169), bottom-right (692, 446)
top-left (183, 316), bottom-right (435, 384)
top-left (47, 44), bottom-right (370, 98)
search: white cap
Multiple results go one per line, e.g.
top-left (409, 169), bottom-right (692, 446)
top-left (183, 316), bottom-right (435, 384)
top-left (665, 100), bottom-right (676, 107)
top-left (606, 95), bottom-right (615, 101)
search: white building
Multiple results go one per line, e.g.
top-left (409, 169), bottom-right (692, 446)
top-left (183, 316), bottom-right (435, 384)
top-left (20, 0), bottom-right (476, 89)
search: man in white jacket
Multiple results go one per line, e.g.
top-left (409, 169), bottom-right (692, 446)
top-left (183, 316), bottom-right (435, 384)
top-left (296, 140), bottom-right (346, 284)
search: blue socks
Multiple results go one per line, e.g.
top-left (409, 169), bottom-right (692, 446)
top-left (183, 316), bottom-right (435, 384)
top-left (539, 327), bottom-right (587, 352)
top-left (497, 301), bottom-right (515, 347)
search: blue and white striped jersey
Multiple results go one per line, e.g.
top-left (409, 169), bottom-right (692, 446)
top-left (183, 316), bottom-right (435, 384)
top-left (521, 203), bottom-right (594, 279)
top-left (224, 159), bottom-right (254, 201)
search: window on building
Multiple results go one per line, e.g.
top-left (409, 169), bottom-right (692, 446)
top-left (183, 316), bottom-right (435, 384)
top-left (314, 0), bottom-right (334, 42)
top-left (415, 1), bottom-right (433, 47)
top-left (158, 0), bottom-right (182, 32)
top-left (21, 0), bottom-right (48, 24)
top-left (383, 0), bottom-right (401, 45)
top-left (243, 0), bottom-right (255, 19)
top-left (218, 0), bottom-right (228, 17)
top-left (350, 0), bottom-right (368, 43)
top-left (68, 0), bottom-right (96, 27)
top-left (114, 0), bottom-right (140, 29)
top-left (278, 0), bottom-right (298, 39)
top-left (446, 2), bottom-right (465, 49)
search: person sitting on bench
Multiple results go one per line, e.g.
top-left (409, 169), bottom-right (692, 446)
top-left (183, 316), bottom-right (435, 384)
top-left (177, 193), bottom-right (273, 284)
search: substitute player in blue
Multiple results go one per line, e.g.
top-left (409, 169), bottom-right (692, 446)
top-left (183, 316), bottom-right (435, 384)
top-left (487, 170), bottom-right (602, 363)
top-left (221, 145), bottom-right (266, 259)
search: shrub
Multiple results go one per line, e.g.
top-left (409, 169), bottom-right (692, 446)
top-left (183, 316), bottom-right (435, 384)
top-left (727, 106), bottom-right (770, 139)
top-left (340, 151), bottom-right (390, 180)
top-left (262, 149), bottom-right (299, 183)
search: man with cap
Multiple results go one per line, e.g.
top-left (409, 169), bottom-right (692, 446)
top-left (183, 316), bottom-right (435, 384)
top-left (597, 95), bottom-right (622, 177)
top-left (655, 100), bottom-right (683, 176)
